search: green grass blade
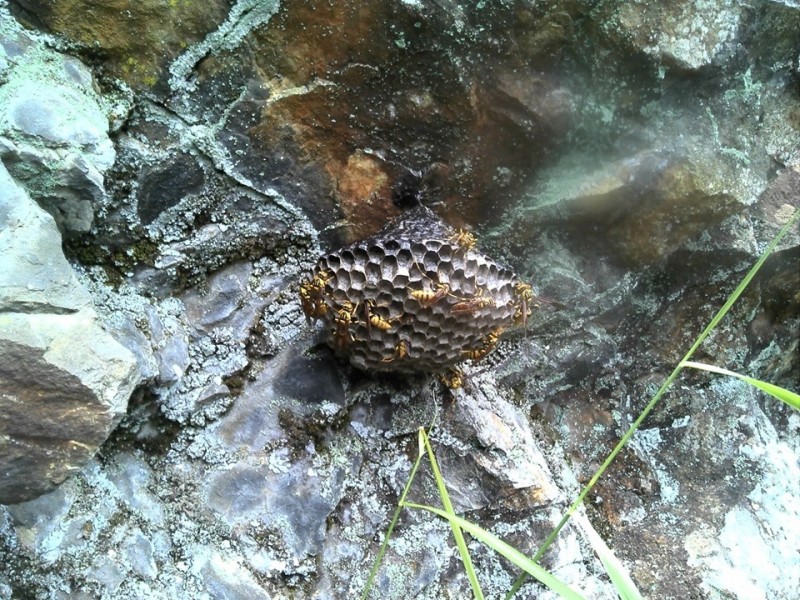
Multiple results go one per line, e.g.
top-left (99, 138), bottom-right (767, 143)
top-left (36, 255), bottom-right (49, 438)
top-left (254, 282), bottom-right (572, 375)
top-left (581, 520), bottom-right (644, 600)
top-left (404, 502), bottom-right (585, 600)
top-left (420, 429), bottom-right (485, 600)
top-left (360, 432), bottom-right (427, 600)
top-left (681, 360), bottom-right (800, 410)
top-left (506, 208), bottom-right (799, 599)
top-left (362, 412), bottom-right (440, 600)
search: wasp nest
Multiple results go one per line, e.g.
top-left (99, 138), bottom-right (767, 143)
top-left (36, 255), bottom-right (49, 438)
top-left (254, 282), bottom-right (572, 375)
top-left (299, 207), bottom-right (533, 375)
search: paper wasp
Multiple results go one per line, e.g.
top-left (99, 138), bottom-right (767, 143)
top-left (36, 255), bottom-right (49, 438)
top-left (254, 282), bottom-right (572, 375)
top-left (299, 269), bottom-right (333, 323)
top-left (381, 339), bottom-right (410, 363)
top-left (333, 301), bottom-right (358, 349)
top-left (363, 300), bottom-right (399, 335)
top-left (462, 328), bottom-right (503, 362)
top-left (448, 229), bottom-right (477, 251)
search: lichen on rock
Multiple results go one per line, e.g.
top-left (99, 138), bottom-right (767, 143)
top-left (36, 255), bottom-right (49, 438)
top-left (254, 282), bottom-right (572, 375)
top-left (0, 0), bottom-right (798, 598)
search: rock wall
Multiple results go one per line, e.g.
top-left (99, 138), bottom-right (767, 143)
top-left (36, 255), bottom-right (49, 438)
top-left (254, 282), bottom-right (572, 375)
top-left (0, 1), bottom-right (798, 599)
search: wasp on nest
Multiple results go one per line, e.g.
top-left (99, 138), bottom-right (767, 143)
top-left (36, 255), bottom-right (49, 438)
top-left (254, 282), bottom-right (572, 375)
top-left (298, 171), bottom-right (534, 387)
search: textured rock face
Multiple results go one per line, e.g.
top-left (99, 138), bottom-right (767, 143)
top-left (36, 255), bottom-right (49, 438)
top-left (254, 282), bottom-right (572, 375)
top-left (1, 0), bottom-right (799, 599)
top-left (0, 20), bottom-right (116, 235)
top-left (7, 0), bottom-right (232, 88)
top-left (0, 163), bottom-right (139, 504)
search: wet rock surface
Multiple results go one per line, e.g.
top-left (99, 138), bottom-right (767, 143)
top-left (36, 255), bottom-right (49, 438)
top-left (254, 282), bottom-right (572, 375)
top-left (1, 1), bottom-right (799, 599)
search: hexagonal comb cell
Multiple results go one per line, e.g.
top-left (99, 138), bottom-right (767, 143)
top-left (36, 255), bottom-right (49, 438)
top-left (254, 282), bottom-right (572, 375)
top-left (298, 206), bottom-right (533, 374)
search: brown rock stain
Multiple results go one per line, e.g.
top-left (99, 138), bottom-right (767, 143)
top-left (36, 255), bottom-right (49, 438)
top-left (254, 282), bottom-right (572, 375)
top-left (13, 0), bottom-right (230, 87)
top-left (253, 1), bottom-right (393, 83)
top-left (244, 2), bottom-right (574, 235)
top-left (328, 153), bottom-right (396, 240)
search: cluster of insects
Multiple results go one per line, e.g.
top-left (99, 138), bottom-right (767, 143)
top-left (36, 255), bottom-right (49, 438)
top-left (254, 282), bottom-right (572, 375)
top-left (298, 207), bottom-right (536, 386)
top-left (298, 270), bottom-right (331, 322)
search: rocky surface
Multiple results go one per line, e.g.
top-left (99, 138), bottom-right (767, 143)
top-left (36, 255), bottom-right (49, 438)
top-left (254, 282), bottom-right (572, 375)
top-left (1, 0), bottom-right (799, 599)
top-left (0, 161), bottom-right (139, 504)
top-left (0, 15), bottom-right (117, 235)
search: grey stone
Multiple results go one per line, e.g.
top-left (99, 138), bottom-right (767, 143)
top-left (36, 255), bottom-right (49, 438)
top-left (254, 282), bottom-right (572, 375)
top-left (104, 454), bottom-right (166, 527)
top-left (670, 382), bottom-right (800, 599)
top-left (0, 163), bottom-right (92, 312)
top-left (110, 312), bottom-right (160, 383)
top-left (437, 377), bottom-right (560, 511)
top-left (84, 554), bottom-right (126, 594)
top-left (0, 165), bottom-right (139, 504)
top-left (0, 451), bottom-right (176, 596)
top-left (122, 528), bottom-right (159, 580)
top-left (208, 341), bottom-right (345, 452)
top-left (204, 458), bottom-right (346, 560)
top-left (0, 312), bottom-right (138, 504)
top-left (209, 363), bottom-right (285, 451)
top-left (181, 261), bottom-right (255, 332)
top-left (137, 152), bottom-right (206, 225)
top-left (146, 307), bottom-right (190, 386)
top-left (188, 345), bottom-right (354, 565)
top-left (199, 551), bottom-right (272, 600)
top-left (6, 82), bottom-right (109, 150)
top-left (0, 22), bottom-right (115, 234)
top-left (79, 264), bottom-right (253, 425)
top-left (5, 481), bottom-right (77, 562)
top-left (146, 185), bottom-right (305, 286)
